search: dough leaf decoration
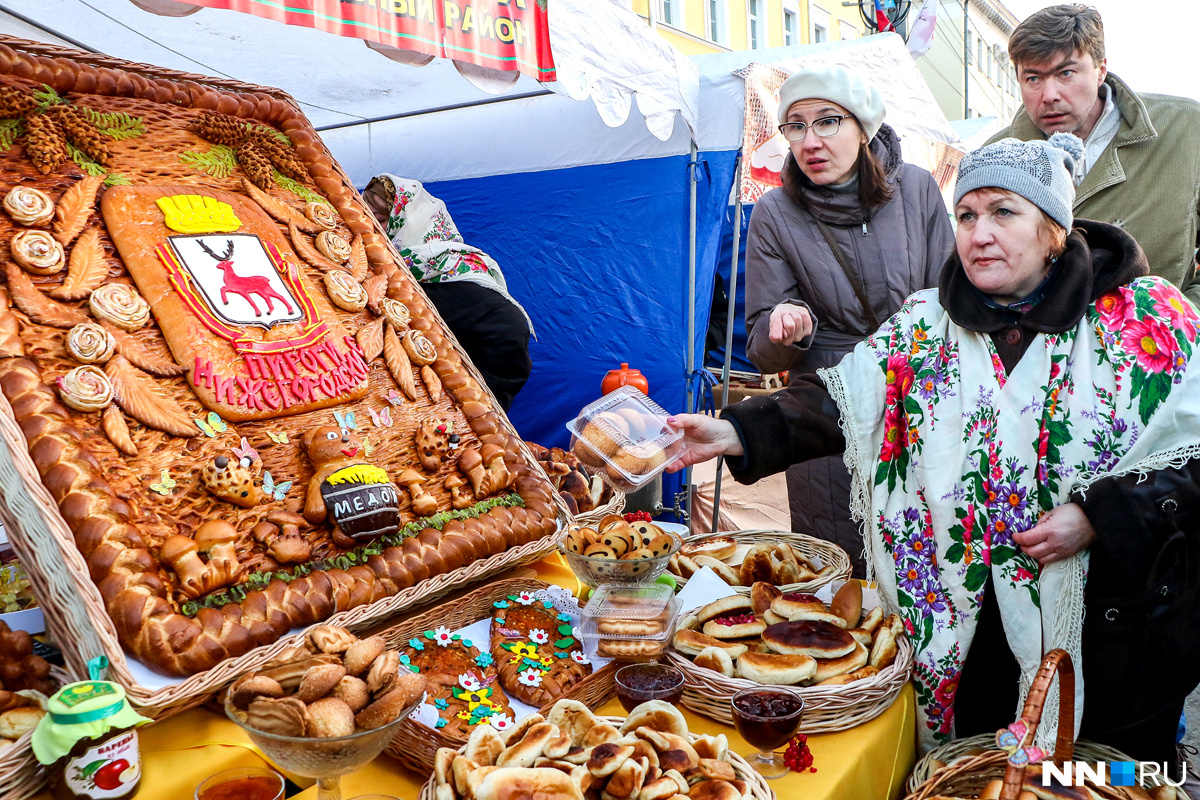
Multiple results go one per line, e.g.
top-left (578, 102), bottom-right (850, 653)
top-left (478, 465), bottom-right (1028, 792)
top-left (52, 174), bottom-right (104, 246)
top-left (348, 234), bottom-right (368, 282)
top-left (104, 354), bottom-right (196, 437)
top-left (288, 218), bottom-right (341, 272)
top-left (383, 323), bottom-right (418, 401)
top-left (356, 317), bottom-right (384, 363)
top-left (100, 321), bottom-right (187, 377)
top-left (240, 177), bottom-right (321, 233)
top-left (4, 262), bottom-right (88, 328)
top-left (49, 227), bottom-right (109, 300)
top-left (101, 404), bottom-right (137, 456)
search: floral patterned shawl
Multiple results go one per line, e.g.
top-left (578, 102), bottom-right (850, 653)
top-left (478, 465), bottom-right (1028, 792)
top-left (820, 276), bottom-right (1200, 753)
top-left (367, 173), bottom-right (533, 334)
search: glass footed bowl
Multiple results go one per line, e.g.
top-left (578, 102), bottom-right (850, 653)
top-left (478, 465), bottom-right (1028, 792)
top-left (557, 530), bottom-right (682, 587)
top-left (224, 692), bottom-right (416, 800)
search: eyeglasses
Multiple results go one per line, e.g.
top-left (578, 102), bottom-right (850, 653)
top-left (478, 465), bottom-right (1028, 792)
top-left (778, 114), bottom-right (854, 142)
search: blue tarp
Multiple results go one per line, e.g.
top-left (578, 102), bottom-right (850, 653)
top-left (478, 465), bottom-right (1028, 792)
top-left (428, 150), bottom-right (740, 504)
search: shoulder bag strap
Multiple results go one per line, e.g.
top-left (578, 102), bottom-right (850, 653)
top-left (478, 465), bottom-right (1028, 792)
top-left (812, 216), bottom-right (880, 330)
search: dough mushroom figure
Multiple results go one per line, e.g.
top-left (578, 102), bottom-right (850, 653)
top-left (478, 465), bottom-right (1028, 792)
top-left (397, 469), bottom-right (439, 517)
top-left (302, 424), bottom-right (401, 541)
top-left (444, 474), bottom-right (474, 510)
top-left (161, 522), bottom-right (243, 600)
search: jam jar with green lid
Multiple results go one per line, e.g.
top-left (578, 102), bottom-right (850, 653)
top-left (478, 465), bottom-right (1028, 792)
top-left (32, 681), bottom-right (151, 800)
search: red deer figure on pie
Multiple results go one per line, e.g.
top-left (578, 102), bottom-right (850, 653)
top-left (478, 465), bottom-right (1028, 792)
top-left (198, 239), bottom-right (294, 317)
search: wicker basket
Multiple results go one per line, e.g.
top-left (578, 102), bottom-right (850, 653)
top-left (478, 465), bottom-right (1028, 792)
top-left (906, 734), bottom-right (1187, 799)
top-left (666, 632), bottom-right (912, 733)
top-left (0, 35), bottom-right (570, 720)
top-left (380, 578), bottom-right (617, 776)
top-left (0, 665), bottom-right (73, 800)
top-left (414, 715), bottom-right (775, 800)
top-left (574, 491), bottom-right (626, 527)
top-left (672, 530), bottom-right (852, 596)
top-left (905, 649), bottom-right (1143, 800)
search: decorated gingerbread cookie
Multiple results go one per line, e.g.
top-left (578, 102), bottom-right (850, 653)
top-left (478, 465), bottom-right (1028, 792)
top-left (400, 628), bottom-right (514, 739)
top-left (490, 591), bottom-right (592, 707)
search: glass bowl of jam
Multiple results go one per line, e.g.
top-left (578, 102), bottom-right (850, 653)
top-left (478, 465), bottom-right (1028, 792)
top-left (614, 663), bottom-right (685, 712)
top-left (195, 766), bottom-right (284, 800)
top-left (731, 687), bottom-right (804, 779)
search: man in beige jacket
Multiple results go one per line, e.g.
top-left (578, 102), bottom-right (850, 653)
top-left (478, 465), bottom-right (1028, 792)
top-left (988, 4), bottom-right (1200, 303)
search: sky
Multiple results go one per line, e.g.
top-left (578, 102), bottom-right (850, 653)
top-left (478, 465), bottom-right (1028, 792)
top-left (999, 0), bottom-right (1199, 103)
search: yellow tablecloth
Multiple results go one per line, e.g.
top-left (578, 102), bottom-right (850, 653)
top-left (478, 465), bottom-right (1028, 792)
top-left (32, 556), bottom-right (917, 800)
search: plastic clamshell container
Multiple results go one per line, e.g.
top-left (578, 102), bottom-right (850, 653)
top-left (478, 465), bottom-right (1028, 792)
top-left (566, 386), bottom-right (686, 491)
top-left (583, 584), bottom-right (679, 661)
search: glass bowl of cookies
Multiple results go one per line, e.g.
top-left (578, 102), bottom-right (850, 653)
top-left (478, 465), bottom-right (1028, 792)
top-left (223, 626), bottom-right (427, 800)
top-left (558, 515), bottom-right (682, 586)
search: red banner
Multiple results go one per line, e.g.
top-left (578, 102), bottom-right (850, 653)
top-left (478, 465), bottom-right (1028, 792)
top-left (176, 0), bottom-right (555, 81)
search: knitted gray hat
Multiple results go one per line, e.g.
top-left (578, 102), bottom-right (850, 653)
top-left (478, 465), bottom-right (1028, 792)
top-left (953, 133), bottom-right (1084, 230)
top-left (777, 65), bottom-right (886, 141)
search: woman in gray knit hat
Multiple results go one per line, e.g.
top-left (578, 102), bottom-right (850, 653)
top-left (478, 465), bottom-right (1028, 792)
top-left (743, 65), bottom-right (954, 577)
top-left (668, 133), bottom-right (1200, 771)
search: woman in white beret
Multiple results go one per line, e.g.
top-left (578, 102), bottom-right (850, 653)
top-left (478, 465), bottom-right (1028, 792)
top-left (744, 65), bottom-right (954, 576)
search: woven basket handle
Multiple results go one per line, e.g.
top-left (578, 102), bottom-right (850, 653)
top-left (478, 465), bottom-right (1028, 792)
top-left (1000, 648), bottom-right (1075, 800)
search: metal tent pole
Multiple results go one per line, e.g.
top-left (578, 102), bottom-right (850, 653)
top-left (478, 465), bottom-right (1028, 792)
top-left (684, 141), bottom-right (698, 525)
top-left (711, 153), bottom-right (743, 533)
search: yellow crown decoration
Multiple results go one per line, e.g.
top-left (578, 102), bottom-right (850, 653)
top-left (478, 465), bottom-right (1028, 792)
top-left (156, 194), bottom-right (241, 234)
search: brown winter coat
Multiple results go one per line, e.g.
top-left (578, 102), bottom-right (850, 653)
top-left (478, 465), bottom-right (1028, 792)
top-left (743, 124), bottom-right (954, 575)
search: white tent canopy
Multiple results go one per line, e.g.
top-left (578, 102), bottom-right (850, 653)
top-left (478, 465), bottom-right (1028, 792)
top-left (0, 0), bottom-right (698, 140)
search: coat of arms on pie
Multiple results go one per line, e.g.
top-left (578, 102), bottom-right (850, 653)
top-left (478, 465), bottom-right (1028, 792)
top-left (490, 591), bottom-right (592, 707)
top-left (103, 186), bottom-right (370, 422)
top-left (400, 628), bottom-right (515, 739)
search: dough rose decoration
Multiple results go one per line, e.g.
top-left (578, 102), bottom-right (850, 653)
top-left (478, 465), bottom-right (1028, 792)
top-left (380, 297), bottom-right (411, 330)
top-left (304, 201), bottom-right (338, 231)
top-left (88, 284), bottom-right (151, 331)
top-left (314, 231), bottom-right (351, 264)
top-left (3, 186), bottom-right (54, 226)
top-left (402, 329), bottom-right (437, 366)
top-left (323, 269), bottom-right (367, 312)
top-left (10, 229), bottom-right (64, 275)
top-left (65, 322), bottom-right (116, 364)
top-left (57, 364), bottom-right (114, 412)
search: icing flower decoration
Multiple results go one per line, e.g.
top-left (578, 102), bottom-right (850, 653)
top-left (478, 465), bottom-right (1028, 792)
top-left (434, 698), bottom-right (449, 710)
top-left (493, 600), bottom-right (510, 609)
top-left (517, 668), bottom-right (544, 688)
top-left (572, 626), bottom-right (584, 640)
top-left (529, 629), bottom-right (550, 645)
top-left (458, 673), bottom-right (481, 692)
top-left (505, 641), bottom-right (540, 664)
top-left (542, 601), bottom-right (555, 610)
top-left (474, 652), bottom-right (494, 668)
top-left (996, 719), bottom-right (1047, 767)
top-left (512, 592), bottom-right (536, 605)
top-left (435, 718), bottom-right (447, 728)
top-left (557, 613), bottom-right (573, 623)
top-left (431, 626), bottom-right (454, 647)
top-left (571, 651), bottom-right (591, 665)
top-left (487, 715), bottom-right (514, 733)
top-left (408, 638), bottom-right (425, 651)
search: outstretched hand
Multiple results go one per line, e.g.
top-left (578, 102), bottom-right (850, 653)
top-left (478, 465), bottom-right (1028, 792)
top-left (1012, 503), bottom-right (1097, 565)
top-left (663, 414), bottom-right (743, 472)
top-left (769, 303), bottom-right (814, 347)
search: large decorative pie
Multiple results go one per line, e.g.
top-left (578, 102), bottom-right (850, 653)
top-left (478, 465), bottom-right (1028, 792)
top-left (490, 590), bottom-right (592, 707)
top-left (399, 628), bottom-right (515, 739)
top-left (0, 41), bottom-right (559, 676)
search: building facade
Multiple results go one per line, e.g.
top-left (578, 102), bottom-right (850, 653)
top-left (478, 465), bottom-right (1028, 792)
top-left (622, 0), bottom-right (869, 56)
top-left (916, 0), bottom-right (1022, 122)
